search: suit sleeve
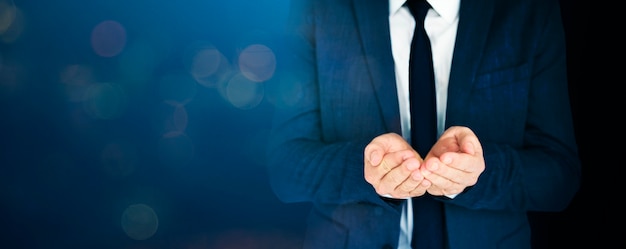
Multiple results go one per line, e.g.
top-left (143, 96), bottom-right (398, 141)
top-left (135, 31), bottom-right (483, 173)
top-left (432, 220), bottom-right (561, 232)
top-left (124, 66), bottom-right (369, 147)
top-left (265, 0), bottom-right (393, 209)
top-left (443, 0), bottom-right (581, 212)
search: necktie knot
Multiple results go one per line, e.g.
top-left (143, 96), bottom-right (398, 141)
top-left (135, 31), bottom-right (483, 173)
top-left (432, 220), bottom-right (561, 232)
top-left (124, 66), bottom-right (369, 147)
top-left (406, 0), bottom-right (431, 23)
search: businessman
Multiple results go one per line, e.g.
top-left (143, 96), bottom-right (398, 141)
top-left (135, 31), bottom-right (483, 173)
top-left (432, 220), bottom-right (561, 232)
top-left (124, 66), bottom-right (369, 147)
top-left (267, 0), bottom-right (581, 248)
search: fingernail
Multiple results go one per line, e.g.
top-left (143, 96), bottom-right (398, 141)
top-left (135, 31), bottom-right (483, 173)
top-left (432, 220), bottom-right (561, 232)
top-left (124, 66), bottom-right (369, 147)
top-left (427, 162), bottom-right (438, 171)
top-left (370, 151), bottom-right (381, 165)
top-left (465, 142), bottom-right (475, 154)
top-left (411, 171), bottom-right (423, 180)
top-left (407, 161), bottom-right (419, 170)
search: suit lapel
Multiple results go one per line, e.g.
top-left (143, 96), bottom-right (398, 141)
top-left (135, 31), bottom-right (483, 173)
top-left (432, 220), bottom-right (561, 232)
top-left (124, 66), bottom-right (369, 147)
top-left (446, 0), bottom-right (494, 124)
top-left (351, 0), bottom-right (495, 131)
top-left (352, 0), bottom-right (402, 133)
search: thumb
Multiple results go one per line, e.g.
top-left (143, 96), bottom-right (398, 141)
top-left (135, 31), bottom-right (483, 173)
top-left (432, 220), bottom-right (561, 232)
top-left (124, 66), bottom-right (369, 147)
top-left (364, 144), bottom-right (383, 166)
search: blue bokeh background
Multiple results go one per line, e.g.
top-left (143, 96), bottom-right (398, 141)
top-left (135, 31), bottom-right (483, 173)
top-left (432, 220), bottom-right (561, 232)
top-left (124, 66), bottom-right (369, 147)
top-left (0, 0), bottom-right (312, 248)
top-left (0, 0), bottom-right (608, 248)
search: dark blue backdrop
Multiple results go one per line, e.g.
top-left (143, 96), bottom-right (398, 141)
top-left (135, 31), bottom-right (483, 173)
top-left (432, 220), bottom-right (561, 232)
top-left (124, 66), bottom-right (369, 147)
top-left (0, 0), bottom-right (312, 248)
top-left (0, 0), bottom-right (610, 248)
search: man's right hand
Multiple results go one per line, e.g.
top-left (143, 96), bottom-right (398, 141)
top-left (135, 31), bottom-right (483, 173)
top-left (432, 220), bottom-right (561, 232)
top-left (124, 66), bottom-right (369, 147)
top-left (364, 133), bottom-right (431, 199)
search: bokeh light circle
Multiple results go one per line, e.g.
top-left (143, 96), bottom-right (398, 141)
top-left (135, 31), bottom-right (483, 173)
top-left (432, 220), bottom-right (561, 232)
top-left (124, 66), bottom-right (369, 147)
top-left (121, 203), bottom-right (159, 240)
top-left (238, 44), bottom-right (276, 82)
top-left (225, 73), bottom-right (264, 110)
top-left (183, 41), bottom-right (233, 89)
top-left (60, 64), bottom-right (94, 102)
top-left (0, 0), bottom-right (17, 35)
top-left (0, 4), bottom-right (23, 43)
top-left (191, 48), bottom-right (222, 79)
top-left (91, 20), bottom-right (127, 57)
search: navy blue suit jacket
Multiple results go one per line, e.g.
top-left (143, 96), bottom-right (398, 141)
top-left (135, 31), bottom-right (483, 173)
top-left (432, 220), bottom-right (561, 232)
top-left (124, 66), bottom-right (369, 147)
top-left (267, 0), bottom-right (581, 248)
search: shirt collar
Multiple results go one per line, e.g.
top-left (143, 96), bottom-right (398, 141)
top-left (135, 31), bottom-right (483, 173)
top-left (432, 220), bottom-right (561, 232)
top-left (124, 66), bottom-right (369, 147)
top-left (390, 0), bottom-right (460, 23)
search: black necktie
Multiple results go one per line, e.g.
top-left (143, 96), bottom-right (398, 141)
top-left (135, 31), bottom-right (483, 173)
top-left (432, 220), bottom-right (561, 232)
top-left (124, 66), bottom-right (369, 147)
top-left (406, 1), bottom-right (445, 248)
top-left (408, 0), bottom-right (436, 153)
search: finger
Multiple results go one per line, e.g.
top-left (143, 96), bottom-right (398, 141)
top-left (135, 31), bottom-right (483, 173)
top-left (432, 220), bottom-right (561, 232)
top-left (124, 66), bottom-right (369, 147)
top-left (422, 156), bottom-right (479, 197)
top-left (393, 158), bottom-right (423, 195)
top-left (365, 149), bottom-right (419, 188)
top-left (365, 133), bottom-right (412, 167)
top-left (421, 156), bottom-right (462, 181)
top-left (375, 150), bottom-right (417, 195)
top-left (438, 151), bottom-right (481, 178)
top-left (425, 185), bottom-right (444, 196)
top-left (378, 149), bottom-right (415, 174)
top-left (379, 169), bottom-right (410, 197)
top-left (448, 126), bottom-right (482, 156)
top-left (421, 163), bottom-right (449, 185)
top-left (408, 177), bottom-right (430, 197)
top-left (460, 139), bottom-right (479, 155)
top-left (364, 142), bottom-right (384, 166)
top-left (421, 167), bottom-right (461, 196)
top-left (423, 155), bottom-right (468, 185)
top-left (429, 136), bottom-right (461, 157)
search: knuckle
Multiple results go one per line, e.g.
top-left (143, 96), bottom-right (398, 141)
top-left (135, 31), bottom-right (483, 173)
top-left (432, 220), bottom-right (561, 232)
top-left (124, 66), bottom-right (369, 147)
top-left (449, 188), bottom-right (460, 195)
top-left (380, 161), bottom-right (390, 172)
top-left (397, 184), bottom-right (413, 194)
top-left (411, 187), bottom-right (427, 196)
top-left (364, 174), bottom-right (375, 184)
top-left (468, 176), bottom-right (479, 186)
top-left (379, 184), bottom-right (393, 195)
top-left (387, 173), bottom-right (401, 185)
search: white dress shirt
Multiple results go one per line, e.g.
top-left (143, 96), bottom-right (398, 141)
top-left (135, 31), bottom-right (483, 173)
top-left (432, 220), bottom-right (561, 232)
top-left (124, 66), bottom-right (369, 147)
top-left (388, 0), bottom-right (460, 248)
